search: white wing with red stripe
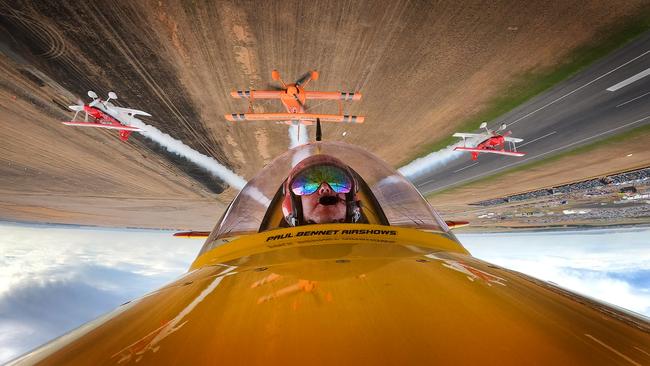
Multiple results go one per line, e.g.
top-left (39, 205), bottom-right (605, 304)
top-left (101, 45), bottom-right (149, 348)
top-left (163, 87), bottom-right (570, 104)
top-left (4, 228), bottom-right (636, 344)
top-left (453, 132), bottom-right (488, 139)
top-left (111, 106), bottom-right (152, 117)
top-left (504, 136), bottom-right (524, 143)
top-left (61, 121), bottom-right (142, 131)
top-left (453, 147), bottom-right (526, 157)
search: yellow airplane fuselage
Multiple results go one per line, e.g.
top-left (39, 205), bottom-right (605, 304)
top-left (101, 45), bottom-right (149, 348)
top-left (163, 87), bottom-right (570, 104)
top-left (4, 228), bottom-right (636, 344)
top-left (11, 224), bottom-right (650, 365)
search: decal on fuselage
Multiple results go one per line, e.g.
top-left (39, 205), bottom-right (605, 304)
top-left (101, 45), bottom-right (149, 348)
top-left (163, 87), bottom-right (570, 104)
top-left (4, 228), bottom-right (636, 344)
top-left (265, 229), bottom-right (397, 242)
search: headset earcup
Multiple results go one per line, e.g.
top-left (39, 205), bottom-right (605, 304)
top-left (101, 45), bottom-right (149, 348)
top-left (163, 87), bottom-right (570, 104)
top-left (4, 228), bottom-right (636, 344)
top-left (282, 180), bottom-right (295, 225)
top-left (292, 193), bottom-right (303, 226)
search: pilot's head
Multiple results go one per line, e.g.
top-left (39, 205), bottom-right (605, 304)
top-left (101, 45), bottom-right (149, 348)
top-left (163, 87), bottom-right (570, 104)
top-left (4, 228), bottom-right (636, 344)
top-left (282, 155), bottom-right (362, 226)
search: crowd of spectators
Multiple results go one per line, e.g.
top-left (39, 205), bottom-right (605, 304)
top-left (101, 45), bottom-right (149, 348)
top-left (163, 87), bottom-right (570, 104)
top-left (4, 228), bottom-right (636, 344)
top-left (522, 205), bottom-right (650, 224)
top-left (474, 167), bottom-right (650, 207)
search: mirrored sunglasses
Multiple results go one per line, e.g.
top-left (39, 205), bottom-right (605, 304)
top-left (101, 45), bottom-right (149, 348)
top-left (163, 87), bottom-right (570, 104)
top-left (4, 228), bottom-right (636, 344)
top-left (290, 165), bottom-right (352, 196)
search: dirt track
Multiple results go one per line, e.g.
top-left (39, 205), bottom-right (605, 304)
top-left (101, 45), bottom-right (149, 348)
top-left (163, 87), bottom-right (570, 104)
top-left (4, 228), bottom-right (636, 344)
top-left (0, 0), bottom-right (647, 229)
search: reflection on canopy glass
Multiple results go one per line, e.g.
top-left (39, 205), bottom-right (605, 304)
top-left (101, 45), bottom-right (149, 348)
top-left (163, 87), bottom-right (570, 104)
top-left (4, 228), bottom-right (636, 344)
top-left (201, 142), bottom-right (449, 254)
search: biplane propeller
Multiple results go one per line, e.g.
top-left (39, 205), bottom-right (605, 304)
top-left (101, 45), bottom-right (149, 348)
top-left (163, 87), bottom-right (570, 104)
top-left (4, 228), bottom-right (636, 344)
top-left (62, 91), bottom-right (150, 142)
top-left (225, 70), bottom-right (365, 130)
top-left (453, 122), bottom-right (526, 160)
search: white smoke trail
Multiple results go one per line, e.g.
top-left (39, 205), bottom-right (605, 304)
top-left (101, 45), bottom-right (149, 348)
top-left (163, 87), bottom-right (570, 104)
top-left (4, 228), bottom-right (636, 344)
top-left (288, 122), bottom-right (308, 148)
top-left (291, 144), bottom-right (313, 167)
top-left (398, 137), bottom-right (481, 182)
top-left (299, 123), bottom-right (308, 144)
top-left (127, 118), bottom-right (247, 190)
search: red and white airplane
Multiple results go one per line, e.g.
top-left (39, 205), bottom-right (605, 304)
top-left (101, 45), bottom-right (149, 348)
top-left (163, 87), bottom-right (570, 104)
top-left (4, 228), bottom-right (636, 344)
top-left (62, 91), bottom-right (150, 142)
top-left (453, 122), bottom-right (526, 160)
top-left (225, 70), bottom-right (364, 126)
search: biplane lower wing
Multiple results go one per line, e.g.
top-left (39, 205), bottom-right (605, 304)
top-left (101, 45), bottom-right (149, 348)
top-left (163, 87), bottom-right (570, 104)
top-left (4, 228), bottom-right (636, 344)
top-left (62, 121), bottom-right (142, 131)
top-left (504, 136), bottom-right (524, 143)
top-left (225, 113), bottom-right (365, 123)
top-left (453, 147), bottom-right (526, 157)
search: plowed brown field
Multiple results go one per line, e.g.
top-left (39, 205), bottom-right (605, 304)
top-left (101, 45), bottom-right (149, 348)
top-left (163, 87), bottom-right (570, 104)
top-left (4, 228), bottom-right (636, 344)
top-left (1, 0), bottom-right (647, 228)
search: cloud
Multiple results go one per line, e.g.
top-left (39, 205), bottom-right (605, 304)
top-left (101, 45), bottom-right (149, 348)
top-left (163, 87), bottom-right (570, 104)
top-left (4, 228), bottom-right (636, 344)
top-left (0, 321), bottom-right (33, 364)
top-left (0, 222), bottom-right (203, 363)
top-left (458, 227), bottom-right (650, 317)
top-left (3, 223), bottom-right (649, 363)
top-left (0, 268), bottom-right (165, 362)
top-left (0, 228), bottom-right (193, 297)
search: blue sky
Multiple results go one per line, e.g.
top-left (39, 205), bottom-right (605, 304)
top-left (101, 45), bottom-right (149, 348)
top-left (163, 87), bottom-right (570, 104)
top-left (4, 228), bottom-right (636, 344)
top-left (0, 222), bottom-right (649, 363)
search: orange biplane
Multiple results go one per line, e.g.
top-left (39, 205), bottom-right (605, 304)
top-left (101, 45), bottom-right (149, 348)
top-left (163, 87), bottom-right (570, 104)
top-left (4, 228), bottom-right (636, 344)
top-left (225, 70), bottom-right (364, 126)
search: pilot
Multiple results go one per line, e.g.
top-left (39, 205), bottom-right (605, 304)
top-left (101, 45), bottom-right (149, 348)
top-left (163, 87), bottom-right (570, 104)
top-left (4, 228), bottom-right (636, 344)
top-left (282, 155), bottom-right (362, 226)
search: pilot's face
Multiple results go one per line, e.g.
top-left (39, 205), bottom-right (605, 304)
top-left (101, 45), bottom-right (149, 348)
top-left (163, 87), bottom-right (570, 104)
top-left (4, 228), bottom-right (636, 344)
top-left (300, 182), bottom-right (347, 224)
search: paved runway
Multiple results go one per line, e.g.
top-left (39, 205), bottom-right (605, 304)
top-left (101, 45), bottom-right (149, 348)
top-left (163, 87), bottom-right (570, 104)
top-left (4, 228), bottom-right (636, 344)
top-left (415, 31), bottom-right (650, 194)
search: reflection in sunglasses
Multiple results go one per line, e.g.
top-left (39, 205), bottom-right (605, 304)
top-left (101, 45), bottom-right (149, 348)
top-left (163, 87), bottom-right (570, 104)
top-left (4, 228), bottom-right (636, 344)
top-left (291, 165), bottom-right (352, 195)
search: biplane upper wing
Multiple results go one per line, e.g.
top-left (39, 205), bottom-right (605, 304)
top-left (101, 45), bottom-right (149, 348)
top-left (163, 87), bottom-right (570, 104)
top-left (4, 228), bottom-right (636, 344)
top-left (62, 121), bottom-right (142, 131)
top-left (304, 91), bottom-right (362, 101)
top-left (453, 132), bottom-right (486, 139)
top-left (504, 136), bottom-right (524, 143)
top-left (229, 90), bottom-right (362, 101)
top-left (112, 106), bottom-right (152, 117)
top-left (453, 147), bottom-right (526, 157)
top-left (230, 90), bottom-right (284, 99)
top-left (225, 113), bottom-right (364, 123)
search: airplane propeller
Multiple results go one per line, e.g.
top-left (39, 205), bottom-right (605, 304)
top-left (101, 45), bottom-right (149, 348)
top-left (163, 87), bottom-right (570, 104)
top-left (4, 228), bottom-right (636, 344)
top-left (270, 70), bottom-right (320, 113)
top-left (295, 70), bottom-right (318, 87)
top-left (290, 89), bottom-right (308, 112)
top-left (69, 98), bottom-right (88, 121)
top-left (69, 90), bottom-right (112, 121)
top-left (86, 90), bottom-right (102, 109)
top-left (479, 121), bottom-right (508, 133)
top-left (295, 72), bottom-right (311, 87)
